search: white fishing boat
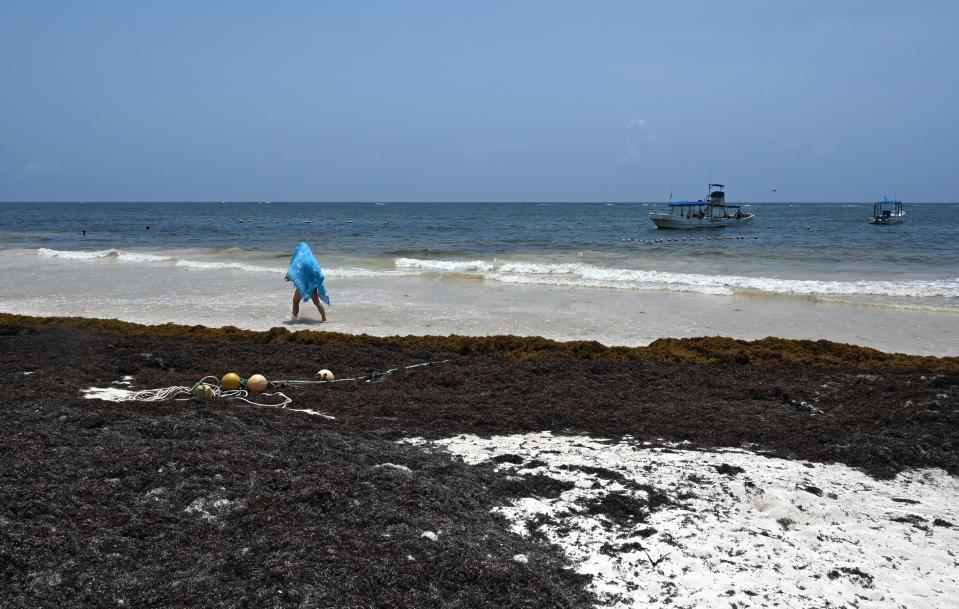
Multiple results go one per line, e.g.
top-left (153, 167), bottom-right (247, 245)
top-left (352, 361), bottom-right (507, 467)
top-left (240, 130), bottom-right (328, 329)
top-left (649, 184), bottom-right (754, 229)
top-left (869, 197), bottom-right (905, 225)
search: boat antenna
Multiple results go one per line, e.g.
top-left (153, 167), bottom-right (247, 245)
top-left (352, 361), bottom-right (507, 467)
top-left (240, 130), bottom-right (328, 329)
top-left (668, 178), bottom-right (673, 203)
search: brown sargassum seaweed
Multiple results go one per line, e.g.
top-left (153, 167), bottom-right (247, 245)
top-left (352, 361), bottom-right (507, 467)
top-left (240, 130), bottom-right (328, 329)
top-left (2, 313), bottom-right (958, 608)
top-left (2, 312), bottom-right (956, 373)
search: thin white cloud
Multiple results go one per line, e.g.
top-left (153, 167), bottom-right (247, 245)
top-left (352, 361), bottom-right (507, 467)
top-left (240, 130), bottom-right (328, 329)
top-left (623, 118), bottom-right (655, 163)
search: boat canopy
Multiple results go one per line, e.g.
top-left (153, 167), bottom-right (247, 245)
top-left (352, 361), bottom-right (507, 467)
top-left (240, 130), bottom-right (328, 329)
top-left (669, 201), bottom-right (741, 208)
top-left (878, 200), bottom-right (903, 205)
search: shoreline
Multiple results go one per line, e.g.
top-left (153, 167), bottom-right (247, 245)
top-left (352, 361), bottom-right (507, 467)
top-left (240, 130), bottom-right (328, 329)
top-left (3, 244), bottom-right (958, 357)
top-left (3, 312), bottom-right (958, 372)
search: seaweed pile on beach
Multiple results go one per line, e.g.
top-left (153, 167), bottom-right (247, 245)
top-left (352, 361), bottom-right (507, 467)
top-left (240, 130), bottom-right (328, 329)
top-left (1, 314), bottom-right (957, 608)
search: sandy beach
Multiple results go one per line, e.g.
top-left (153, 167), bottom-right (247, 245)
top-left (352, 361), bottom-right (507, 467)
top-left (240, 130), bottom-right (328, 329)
top-left (2, 314), bottom-right (957, 607)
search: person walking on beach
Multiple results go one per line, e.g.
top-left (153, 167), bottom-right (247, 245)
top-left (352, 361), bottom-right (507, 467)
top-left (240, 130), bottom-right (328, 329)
top-left (286, 242), bottom-right (330, 321)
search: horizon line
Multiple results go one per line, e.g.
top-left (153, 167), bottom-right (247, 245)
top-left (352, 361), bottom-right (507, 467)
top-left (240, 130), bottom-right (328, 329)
top-left (1, 200), bottom-right (957, 205)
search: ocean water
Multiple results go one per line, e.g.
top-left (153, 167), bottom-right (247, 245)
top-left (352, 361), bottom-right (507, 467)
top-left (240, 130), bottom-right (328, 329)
top-left (1, 201), bottom-right (957, 354)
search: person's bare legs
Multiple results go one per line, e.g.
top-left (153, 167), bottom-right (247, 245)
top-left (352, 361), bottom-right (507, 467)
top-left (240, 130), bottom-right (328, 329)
top-left (292, 290), bottom-right (302, 318)
top-left (310, 291), bottom-right (328, 321)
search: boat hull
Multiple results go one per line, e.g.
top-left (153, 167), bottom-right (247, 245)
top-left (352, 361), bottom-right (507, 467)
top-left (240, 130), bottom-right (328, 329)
top-left (869, 215), bottom-right (905, 225)
top-left (649, 213), bottom-right (754, 229)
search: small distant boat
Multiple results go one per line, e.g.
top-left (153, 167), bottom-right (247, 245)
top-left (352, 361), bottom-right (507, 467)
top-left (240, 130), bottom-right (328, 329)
top-left (649, 184), bottom-right (754, 229)
top-left (869, 197), bottom-right (905, 225)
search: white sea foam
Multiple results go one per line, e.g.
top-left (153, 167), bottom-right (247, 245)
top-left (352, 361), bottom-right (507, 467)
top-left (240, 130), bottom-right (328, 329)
top-left (38, 247), bottom-right (122, 260)
top-left (117, 252), bottom-right (172, 263)
top-left (37, 247), bottom-right (277, 271)
top-left (323, 267), bottom-right (418, 278)
top-left (173, 259), bottom-right (287, 274)
top-left (38, 247), bottom-right (172, 264)
top-left (31, 248), bottom-right (959, 301)
top-left (171, 258), bottom-right (410, 278)
top-left (395, 257), bottom-right (495, 273)
top-left (395, 257), bottom-right (959, 299)
top-left (35, 247), bottom-right (415, 279)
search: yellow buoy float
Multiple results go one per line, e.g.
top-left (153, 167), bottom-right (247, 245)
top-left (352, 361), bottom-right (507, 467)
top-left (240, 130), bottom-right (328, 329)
top-left (317, 369), bottom-right (334, 381)
top-left (221, 372), bottom-right (242, 391)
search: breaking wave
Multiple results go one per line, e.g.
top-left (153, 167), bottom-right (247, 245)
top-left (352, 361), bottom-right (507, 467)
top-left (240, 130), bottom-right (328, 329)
top-left (394, 257), bottom-right (959, 299)
top-left (37, 248), bottom-right (171, 264)
top-left (35, 248), bottom-right (411, 278)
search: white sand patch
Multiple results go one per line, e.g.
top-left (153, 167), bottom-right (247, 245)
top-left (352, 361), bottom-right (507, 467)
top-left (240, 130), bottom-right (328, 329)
top-left (81, 386), bottom-right (134, 401)
top-left (407, 432), bottom-right (959, 608)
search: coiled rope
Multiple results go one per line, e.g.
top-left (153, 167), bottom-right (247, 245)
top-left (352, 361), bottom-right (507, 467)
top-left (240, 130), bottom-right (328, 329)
top-left (123, 375), bottom-right (293, 408)
top-left (109, 359), bottom-right (450, 416)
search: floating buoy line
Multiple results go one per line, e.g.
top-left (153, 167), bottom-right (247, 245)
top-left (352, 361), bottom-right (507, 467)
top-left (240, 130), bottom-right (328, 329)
top-left (271, 360), bottom-right (450, 387)
top-left (620, 234), bottom-right (760, 244)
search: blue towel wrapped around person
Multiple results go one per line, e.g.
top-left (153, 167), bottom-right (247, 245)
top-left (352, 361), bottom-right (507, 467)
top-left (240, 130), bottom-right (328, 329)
top-left (286, 242), bottom-right (330, 320)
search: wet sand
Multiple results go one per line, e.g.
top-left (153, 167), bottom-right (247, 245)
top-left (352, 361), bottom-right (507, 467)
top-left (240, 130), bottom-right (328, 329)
top-left (1, 314), bottom-right (957, 607)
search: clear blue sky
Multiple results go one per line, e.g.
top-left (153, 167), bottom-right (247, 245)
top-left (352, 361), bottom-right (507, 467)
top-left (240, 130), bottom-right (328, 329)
top-left (1, 1), bottom-right (956, 202)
